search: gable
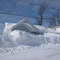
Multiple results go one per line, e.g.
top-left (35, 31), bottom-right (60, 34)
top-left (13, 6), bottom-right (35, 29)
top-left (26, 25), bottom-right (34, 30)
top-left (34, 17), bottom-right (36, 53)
top-left (11, 19), bottom-right (40, 33)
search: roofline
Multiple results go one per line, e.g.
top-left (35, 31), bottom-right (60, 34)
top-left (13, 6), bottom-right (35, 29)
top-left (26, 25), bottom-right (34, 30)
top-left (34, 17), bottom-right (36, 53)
top-left (11, 19), bottom-right (40, 32)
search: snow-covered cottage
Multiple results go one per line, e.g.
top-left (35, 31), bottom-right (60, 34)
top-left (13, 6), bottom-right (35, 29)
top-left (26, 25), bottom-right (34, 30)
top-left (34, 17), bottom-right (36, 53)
top-left (10, 19), bottom-right (41, 35)
top-left (3, 19), bottom-right (46, 35)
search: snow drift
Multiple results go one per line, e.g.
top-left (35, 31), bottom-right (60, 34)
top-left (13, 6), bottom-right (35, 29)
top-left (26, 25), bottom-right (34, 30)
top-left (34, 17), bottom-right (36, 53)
top-left (1, 22), bottom-right (60, 48)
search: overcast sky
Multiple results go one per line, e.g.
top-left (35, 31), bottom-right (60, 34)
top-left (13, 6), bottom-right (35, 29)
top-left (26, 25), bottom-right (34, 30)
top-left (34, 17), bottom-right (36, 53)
top-left (0, 0), bottom-right (60, 23)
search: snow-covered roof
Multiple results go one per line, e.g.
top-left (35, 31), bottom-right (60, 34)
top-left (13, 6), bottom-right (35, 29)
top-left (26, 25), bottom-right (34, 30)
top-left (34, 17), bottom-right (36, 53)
top-left (11, 19), bottom-right (41, 34)
top-left (3, 19), bottom-right (47, 35)
top-left (34, 25), bottom-right (47, 33)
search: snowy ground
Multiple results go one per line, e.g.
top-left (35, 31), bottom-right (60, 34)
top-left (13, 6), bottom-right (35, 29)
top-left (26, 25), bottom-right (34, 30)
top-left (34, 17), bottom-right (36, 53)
top-left (0, 44), bottom-right (60, 60)
top-left (0, 23), bottom-right (60, 60)
top-left (0, 31), bottom-right (60, 60)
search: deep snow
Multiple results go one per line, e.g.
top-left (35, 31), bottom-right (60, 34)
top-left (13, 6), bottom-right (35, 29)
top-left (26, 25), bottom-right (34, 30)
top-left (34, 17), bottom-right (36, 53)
top-left (2, 22), bottom-right (60, 48)
top-left (0, 44), bottom-right (60, 60)
top-left (0, 23), bottom-right (60, 60)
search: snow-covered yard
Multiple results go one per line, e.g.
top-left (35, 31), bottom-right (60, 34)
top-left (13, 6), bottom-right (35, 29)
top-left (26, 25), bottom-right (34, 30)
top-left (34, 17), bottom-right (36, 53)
top-left (0, 23), bottom-right (60, 60)
top-left (0, 44), bottom-right (60, 60)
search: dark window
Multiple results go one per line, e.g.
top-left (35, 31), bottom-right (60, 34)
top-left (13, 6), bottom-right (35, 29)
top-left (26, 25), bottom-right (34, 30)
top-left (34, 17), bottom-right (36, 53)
top-left (31, 32), bottom-right (40, 35)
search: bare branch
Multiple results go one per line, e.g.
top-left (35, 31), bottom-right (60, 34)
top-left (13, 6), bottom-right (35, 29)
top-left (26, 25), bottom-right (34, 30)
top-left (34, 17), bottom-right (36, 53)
top-left (36, 2), bottom-right (49, 25)
top-left (49, 13), bottom-right (56, 26)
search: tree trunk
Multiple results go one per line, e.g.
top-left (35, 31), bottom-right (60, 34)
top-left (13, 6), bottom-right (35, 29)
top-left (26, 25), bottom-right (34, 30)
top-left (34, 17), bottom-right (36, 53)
top-left (40, 15), bottom-right (43, 25)
top-left (57, 16), bottom-right (60, 24)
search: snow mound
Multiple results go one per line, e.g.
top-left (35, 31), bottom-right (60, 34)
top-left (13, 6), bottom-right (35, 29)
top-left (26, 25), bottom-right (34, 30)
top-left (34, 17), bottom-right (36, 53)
top-left (1, 22), bottom-right (60, 48)
top-left (0, 23), bottom-right (60, 55)
top-left (0, 45), bottom-right (32, 54)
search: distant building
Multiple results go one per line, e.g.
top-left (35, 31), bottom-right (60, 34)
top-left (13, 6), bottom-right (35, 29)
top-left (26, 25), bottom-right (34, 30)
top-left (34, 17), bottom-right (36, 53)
top-left (48, 25), bottom-right (60, 30)
top-left (48, 25), bottom-right (60, 33)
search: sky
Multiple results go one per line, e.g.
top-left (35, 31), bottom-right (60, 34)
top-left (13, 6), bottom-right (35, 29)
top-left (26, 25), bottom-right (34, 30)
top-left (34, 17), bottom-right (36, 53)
top-left (0, 0), bottom-right (60, 24)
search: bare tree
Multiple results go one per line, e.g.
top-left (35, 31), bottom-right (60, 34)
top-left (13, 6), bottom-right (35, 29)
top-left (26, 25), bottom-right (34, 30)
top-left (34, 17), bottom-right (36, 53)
top-left (35, 17), bottom-right (40, 25)
top-left (49, 13), bottom-right (56, 26)
top-left (36, 2), bottom-right (49, 25)
top-left (55, 11), bottom-right (60, 24)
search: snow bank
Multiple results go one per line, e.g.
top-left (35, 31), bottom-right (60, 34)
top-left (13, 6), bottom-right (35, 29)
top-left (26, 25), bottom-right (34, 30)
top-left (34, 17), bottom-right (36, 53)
top-left (0, 22), bottom-right (60, 56)
top-left (1, 22), bottom-right (60, 48)
top-left (0, 44), bottom-right (60, 60)
top-left (0, 45), bottom-right (32, 54)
